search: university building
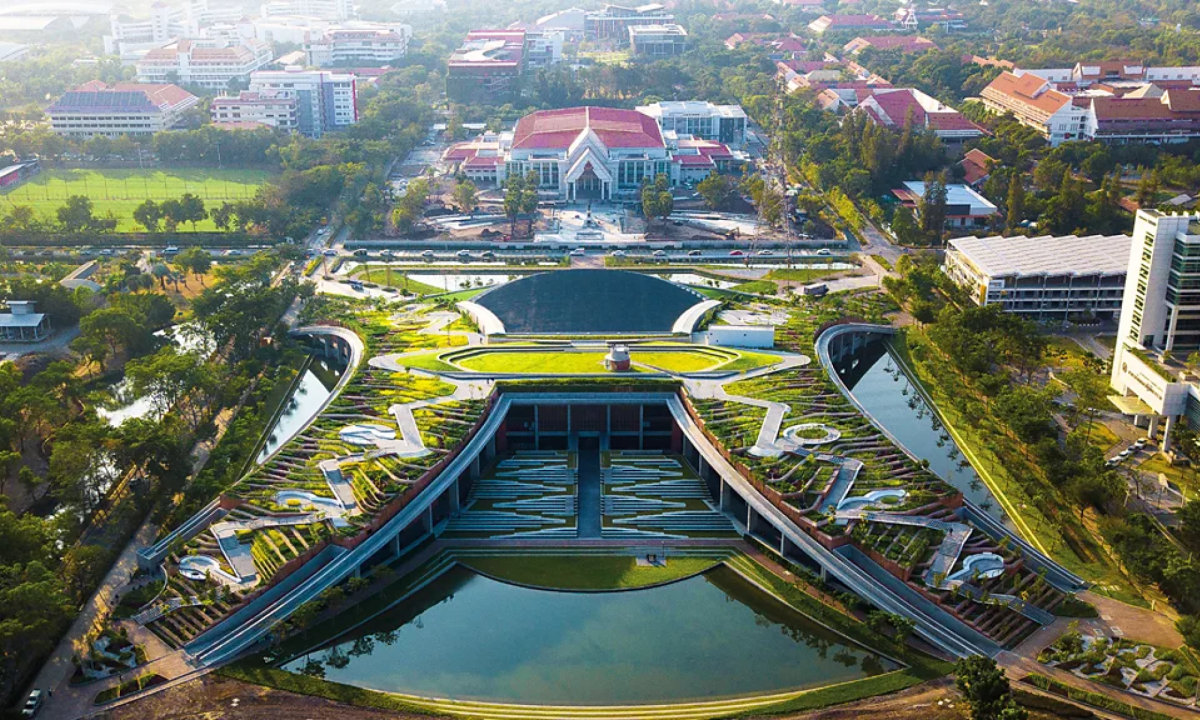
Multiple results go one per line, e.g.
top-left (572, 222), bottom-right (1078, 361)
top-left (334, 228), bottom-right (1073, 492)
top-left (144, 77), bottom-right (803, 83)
top-left (48, 81), bottom-right (199, 138)
top-left (443, 106), bottom-right (745, 201)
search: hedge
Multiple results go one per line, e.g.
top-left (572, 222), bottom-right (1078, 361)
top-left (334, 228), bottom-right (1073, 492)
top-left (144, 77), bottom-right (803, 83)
top-left (1021, 674), bottom-right (1174, 720)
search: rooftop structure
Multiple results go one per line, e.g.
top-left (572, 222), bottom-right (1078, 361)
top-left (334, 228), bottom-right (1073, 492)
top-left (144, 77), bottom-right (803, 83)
top-left (893, 6), bottom-right (966, 31)
top-left (944, 233), bottom-right (1130, 317)
top-left (843, 35), bottom-right (936, 55)
top-left (447, 29), bottom-right (527, 103)
top-left (444, 106), bottom-right (745, 200)
top-left (585, 3), bottom-right (673, 42)
top-left (980, 71), bottom-right (1087, 145)
top-left (248, 69), bottom-right (357, 137)
top-left (468, 270), bottom-right (709, 335)
top-left (0, 301), bottom-right (50, 342)
top-left (47, 80), bottom-right (199, 138)
top-left (136, 39), bottom-right (273, 89)
top-left (635, 101), bottom-right (747, 146)
top-left (892, 181), bottom-right (998, 229)
top-left (958, 149), bottom-right (994, 187)
top-left (304, 21), bottom-right (412, 66)
top-left (0, 42), bottom-right (30, 62)
top-left (807, 14), bottom-right (892, 35)
top-left (103, 0), bottom-right (242, 60)
top-left (853, 87), bottom-right (982, 141)
top-left (628, 24), bottom-right (688, 57)
top-left (261, 0), bottom-right (354, 21)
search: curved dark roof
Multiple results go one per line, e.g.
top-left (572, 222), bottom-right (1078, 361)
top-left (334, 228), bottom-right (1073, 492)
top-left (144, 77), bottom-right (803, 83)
top-left (475, 269), bottom-right (703, 334)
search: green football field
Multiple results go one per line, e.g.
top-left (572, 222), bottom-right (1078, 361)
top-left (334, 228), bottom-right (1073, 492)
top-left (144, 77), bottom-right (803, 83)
top-left (0, 168), bottom-right (273, 232)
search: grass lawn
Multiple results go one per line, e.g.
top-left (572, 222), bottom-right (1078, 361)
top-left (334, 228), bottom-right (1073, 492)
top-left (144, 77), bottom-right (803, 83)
top-left (764, 267), bottom-right (845, 284)
top-left (1045, 336), bottom-right (1105, 373)
top-left (719, 350), bottom-right (784, 373)
top-left (397, 351), bottom-right (461, 372)
top-left (1081, 421), bottom-right (1121, 453)
top-left (732, 280), bottom-right (778, 295)
top-left (1138, 453), bottom-right (1199, 499)
top-left (2, 168), bottom-right (272, 232)
top-left (458, 350), bottom-right (614, 373)
top-left (579, 49), bottom-right (630, 65)
top-left (633, 350), bottom-right (727, 372)
top-left (459, 554), bottom-right (724, 590)
top-left (352, 266), bottom-right (448, 295)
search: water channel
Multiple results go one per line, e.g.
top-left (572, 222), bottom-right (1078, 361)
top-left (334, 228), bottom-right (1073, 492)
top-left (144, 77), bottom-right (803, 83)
top-left (256, 356), bottom-right (344, 464)
top-left (281, 565), bottom-right (895, 704)
top-left (840, 339), bottom-right (1012, 527)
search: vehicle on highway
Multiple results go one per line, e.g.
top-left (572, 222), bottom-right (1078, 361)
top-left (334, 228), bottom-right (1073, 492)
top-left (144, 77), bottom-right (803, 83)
top-left (352, 249), bottom-right (368, 257)
top-left (728, 250), bottom-right (745, 256)
top-left (22, 689), bottom-right (45, 717)
top-left (480, 250), bottom-right (496, 259)
top-left (816, 248), bottom-right (832, 256)
top-left (687, 249), bottom-right (702, 257)
top-left (99, 249), bottom-right (113, 256)
top-left (652, 249), bottom-right (667, 257)
top-left (348, 280), bottom-right (364, 291)
top-left (609, 250), bottom-right (626, 257)
top-left (569, 247), bottom-right (586, 256)
top-left (322, 248), bottom-right (337, 257)
top-left (381, 249), bottom-right (394, 258)
top-left (421, 250), bottom-right (435, 258)
top-left (757, 249), bottom-right (772, 256)
top-left (164, 245), bottom-right (179, 254)
top-left (455, 249), bottom-right (471, 259)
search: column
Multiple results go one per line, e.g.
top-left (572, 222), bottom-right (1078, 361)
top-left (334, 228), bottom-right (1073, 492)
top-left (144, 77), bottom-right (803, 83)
top-left (470, 454), bottom-right (481, 481)
top-left (423, 505), bottom-right (433, 533)
top-left (719, 478), bottom-right (728, 510)
top-left (390, 533), bottom-right (401, 558)
top-left (639, 404), bottom-right (645, 449)
top-left (1149, 415), bottom-right (1161, 440)
top-left (1164, 415), bottom-right (1177, 453)
top-left (450, 477), bottom-right (461, 514)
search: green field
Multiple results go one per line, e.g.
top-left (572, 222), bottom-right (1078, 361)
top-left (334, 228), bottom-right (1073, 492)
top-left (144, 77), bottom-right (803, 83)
top-left (452, 347), bottom-right (755, 374)
top-left (1, 168), bottom-right (272, 232)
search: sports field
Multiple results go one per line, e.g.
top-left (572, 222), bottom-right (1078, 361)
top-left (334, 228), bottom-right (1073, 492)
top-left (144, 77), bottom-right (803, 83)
top-left (0, 168), bottom-right (273, 232)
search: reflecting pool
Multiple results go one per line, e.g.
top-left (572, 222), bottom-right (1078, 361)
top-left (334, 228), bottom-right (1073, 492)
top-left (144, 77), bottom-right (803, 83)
top-left (281, 565), bottom-right (896, 704)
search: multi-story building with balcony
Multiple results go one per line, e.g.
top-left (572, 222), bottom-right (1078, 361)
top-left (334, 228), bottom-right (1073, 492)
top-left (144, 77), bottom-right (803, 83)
top-left (248, 68), bottom-right (357, 137)
top-left (305, 22), bottom-right (412, 66)
top-left (136, 39), bottom-right (273, 89)
top-left (210, 91), bottom-right (298, 130)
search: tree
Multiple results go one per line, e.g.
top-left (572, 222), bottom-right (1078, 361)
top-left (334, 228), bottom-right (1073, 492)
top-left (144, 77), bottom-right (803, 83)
top-left (176, 246), bottom-right (212, 285)
top-left (159, 199), bottom-right (183, 233)
top-left (133, 199), bottom-right (162, 233)
top-left (177, 193), bottom-right (208, 231)
top-left (211, 201), bottom-right (234, 231)
top-left (151, 262), bottom-right (172, 289)
top-left (918, 171), bottom-right (948, 244)
top-left (697, 173), bottom-right (737, 210)
top-left (1134, 167), bottom-right (1160, 207)
top-left (1004, 175), bottom-right (1024, 234)
top-left (452, 179), bottom-right (478, 213)
top-left (3, 204), bottom-right (37, 232)
top-left (56, 195), bottom-right (96, 233)
top-left (955, 655), bottom-right (1026, 720)
top-left (641, 173), bottom-right (673, 226)
top-left (502, 171), bottom-right (539, 235)
top-left (891, 205), bottom-right (921, 245)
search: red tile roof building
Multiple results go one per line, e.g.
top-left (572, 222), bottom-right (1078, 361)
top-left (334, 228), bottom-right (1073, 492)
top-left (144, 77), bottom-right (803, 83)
top-left (48, 80), bottom-right (199, 138)
top-left (135, 39), bottom-right (273, 89)
top-left (443, 106), bottom-right (745, 201)
top-left (843, 35), bottom-right (937, 55)
top-left (807, 14), bottom-right (892, 34)
top-left (959, 149), bottom-right (995, 187)
top-left (854, 87), bottom-right (983, 141)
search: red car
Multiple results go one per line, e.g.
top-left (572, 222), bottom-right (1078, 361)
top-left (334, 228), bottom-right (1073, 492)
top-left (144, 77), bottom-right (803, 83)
top-left (728, 250), bottom-right (745, 256)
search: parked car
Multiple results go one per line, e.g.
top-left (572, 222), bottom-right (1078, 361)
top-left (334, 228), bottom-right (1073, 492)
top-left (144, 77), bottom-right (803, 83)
top-left (352, 248), bottom-right (368, 257)
top-left (322, 248), bottom-right (337, 257)
top-left (1119, 448), bottom-right (1134, 459)
top-left (1134, 438), bottom-right (1149, 449)
top-left (348, 280), bottom-right (364, 291)
top-left (22, 689), bottom-right (45, 718)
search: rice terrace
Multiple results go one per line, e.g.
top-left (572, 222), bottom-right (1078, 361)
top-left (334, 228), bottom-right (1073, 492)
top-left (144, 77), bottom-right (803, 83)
top-left (0, 168), bottom-right (272, 232)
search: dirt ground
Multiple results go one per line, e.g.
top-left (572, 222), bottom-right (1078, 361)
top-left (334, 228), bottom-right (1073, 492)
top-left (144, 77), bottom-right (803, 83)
top-left (99, 675), bottom-right (1072, 720)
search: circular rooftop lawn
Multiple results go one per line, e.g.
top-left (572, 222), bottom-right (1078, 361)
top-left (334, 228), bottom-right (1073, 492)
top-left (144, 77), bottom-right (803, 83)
top-left (473, 270), bottom-right (706, 335)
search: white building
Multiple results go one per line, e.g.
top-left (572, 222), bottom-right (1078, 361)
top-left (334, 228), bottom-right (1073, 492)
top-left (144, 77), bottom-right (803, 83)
top-left (261, 0), bottom-right (354, 21)
top-left (1110, 211), bottom-right (1200, 449)
top-left (524, 29), bottom-right (564, 68)
top-left (636, 101), bottom-right (748, 147)
top-left (305, 22), bottom-right (412, 66)
top-left (248, 68), bottom-right (357, 137)
top-left (0, 301), bottom-right (50, 343)
top-left (0, 42), bottom-right (29, 62)
top-left (628, 24), bottom-right (688, 57)
top-left (104, 0), bottom-right (244, 59)
top-left (47, 80), bottom-right (199, 138)
top-left (137, 39), bottom-right (273, 89)
top-left (892, 181), bottom-right (999, 229)
top-left (210, 90), bottom-right (298, 130)
top-left (442, 106), bottom-right (744, 200)
top-left (944, 233), bottom-right (1130, 318)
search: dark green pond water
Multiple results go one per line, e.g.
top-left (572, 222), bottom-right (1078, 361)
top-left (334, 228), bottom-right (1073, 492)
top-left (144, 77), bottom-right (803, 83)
top-left (280, 565), bottom-right (896, 704)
